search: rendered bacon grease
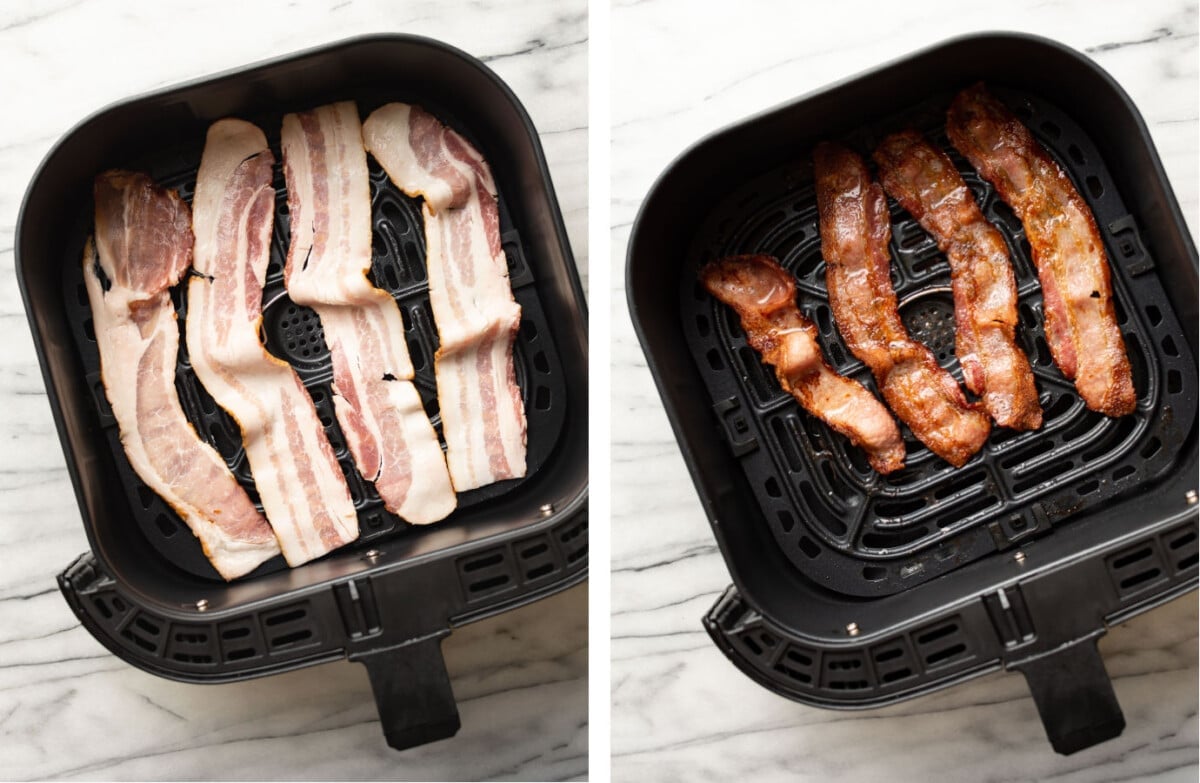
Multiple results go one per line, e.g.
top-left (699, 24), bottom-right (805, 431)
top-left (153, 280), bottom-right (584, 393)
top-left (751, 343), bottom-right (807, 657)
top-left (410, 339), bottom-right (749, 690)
top-left (946, 83), bottom-right (1136, 417)
top-left (280, 101), bottom-right (456, 524)
top-left (85, 171), bottom-right (279, 580)
top-left (874, 130), bottom-right (1042, 431)
top-left (363, 103), bottom-right (527, 492)
top-left (701, 254), bottom-right (906, 473)
top-left (815, 142), bottom-right (991, 468)
top-left (187, 119), bottom-right (358, 567)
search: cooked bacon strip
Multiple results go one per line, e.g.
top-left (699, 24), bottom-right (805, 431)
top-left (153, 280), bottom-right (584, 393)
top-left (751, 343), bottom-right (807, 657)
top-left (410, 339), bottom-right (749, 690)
top-left (281, 102), bottom-right (456, 524)
top-left (187, 119), bottom-right (358, 567)
top-left (874, 131), bottom-right (1042, 431)
top-left (362, 103), bottom-right (526, 492)
top-left (701, 255), bottom-right (906, 474)
top-left (815, 142), bottom-right (991, 467)
top-left (86, 170), bottom-right (278, 580)
top-left (946, 83), bottom-right (1135, 417)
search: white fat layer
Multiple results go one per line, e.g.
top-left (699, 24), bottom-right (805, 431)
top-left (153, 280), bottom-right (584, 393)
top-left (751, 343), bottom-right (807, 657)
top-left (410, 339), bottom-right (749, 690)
top-left (188, 119), bottom-right (358, 567)
top-left (282, 102), bottom-right (455, 523)
top-left (84, 239), bottom-right (279, 580)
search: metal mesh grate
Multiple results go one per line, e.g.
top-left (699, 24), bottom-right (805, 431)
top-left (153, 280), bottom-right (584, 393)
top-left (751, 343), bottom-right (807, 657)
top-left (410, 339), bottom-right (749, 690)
top-left (682, 87), bottom-right (1198, 596)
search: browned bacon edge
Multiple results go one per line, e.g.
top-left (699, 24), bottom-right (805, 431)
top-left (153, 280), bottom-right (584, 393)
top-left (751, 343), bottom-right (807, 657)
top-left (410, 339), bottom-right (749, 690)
top-left (814, 141), bottom-right (991, 468)
top-left (701, 254), bottom-right (906, 474)
top-left (945, 83), bottom-right (1135, 417)
top-left (87, 170), bottom-right (278, 580)
top-left (873, 130), bottom-right (1042, 431)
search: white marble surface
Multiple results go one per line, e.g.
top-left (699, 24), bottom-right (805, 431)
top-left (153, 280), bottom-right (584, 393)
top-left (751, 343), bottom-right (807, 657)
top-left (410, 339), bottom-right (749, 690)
top-left (0, 0), bottom-right (586, 780)
top-left (611, 1), bottom-right (1198, 781)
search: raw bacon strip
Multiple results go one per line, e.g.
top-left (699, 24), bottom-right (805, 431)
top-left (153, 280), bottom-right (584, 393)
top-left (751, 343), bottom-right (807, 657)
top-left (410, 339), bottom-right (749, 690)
top-left (814, 142), bottom-right (991, 467)
top-left (281, 101), bottom-right (455, 524)
top-left (946, 83), bottom-right (1136, 417)
top-left (701, 255), bottom-right (906, 474)
top-left (187, 119), bottom-right (358, 567)
top-left (86, 170), bottom-right (278, 580)
top-left (874, 131), bottom-right (1042, 431)
top-left (362, 103), bottom-right (526, 492)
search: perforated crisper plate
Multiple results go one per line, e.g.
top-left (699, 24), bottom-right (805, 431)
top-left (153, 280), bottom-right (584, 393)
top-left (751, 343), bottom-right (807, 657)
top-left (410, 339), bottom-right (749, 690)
top-left (682, 87), bottom-right (1198, 597)
top-left (64, 103), bottom-right (567, 581)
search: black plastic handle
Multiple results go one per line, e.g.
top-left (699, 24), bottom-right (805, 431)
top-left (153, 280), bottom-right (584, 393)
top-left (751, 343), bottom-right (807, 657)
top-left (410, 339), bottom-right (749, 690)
top-left (353, 635), bottom-right (461, 751)
top-left (1014, 638), bottom-right (1125, 755)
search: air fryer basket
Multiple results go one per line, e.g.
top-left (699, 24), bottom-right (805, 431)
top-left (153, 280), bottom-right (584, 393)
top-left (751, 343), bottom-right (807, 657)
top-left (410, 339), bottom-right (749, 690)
top-left (628, 33), bottom-right (1196, 755)
top-left (18, 35), bottom-right (588, 751)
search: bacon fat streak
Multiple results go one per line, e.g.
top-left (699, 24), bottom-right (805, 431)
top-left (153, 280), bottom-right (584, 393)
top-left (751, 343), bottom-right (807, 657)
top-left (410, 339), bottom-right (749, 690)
top-left (946, 83), bottom-right (1135, 417)
top-left (701, 254), bottom-right (906, 474)
top-left (362, 104), bottom-right (527, 492)
top-left (187, 119), bottom-right (358, 567)
top-left (815, 142), bottom-right (991, 467)
top-left (87, 170), bottom-right (279, 580)
top-left (281, 101), bottom-right (456, 524)
top-left (874, 130), bottom-right (1042, 431)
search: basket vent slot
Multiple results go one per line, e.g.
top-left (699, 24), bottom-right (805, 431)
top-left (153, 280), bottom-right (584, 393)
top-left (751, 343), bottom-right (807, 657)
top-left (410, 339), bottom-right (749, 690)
top-left (772, 644), bottom-right (818, 685)
top-left (120, 611), bottom-right (166, 656)
top-left (870, 640), bottom-right (916, 685)
top-left (167, 623), bottom-right (215, 666)
top-left (1163, 524), bottom-right (1199, 574)
top-left (1107, 539), bottom-right (1169, 598)
top-left (913, 619), bottom-right (970, 669)
top-left (261, 602), bottom-right (320, 652)
top-left (822, 652), bottom-right (871, 691)
top-left (557, 513), bottom-right (588, 566)
top-left (516, 533), bottom-right (562, 583)
top-left (458, 547), bottom-right (517, 601)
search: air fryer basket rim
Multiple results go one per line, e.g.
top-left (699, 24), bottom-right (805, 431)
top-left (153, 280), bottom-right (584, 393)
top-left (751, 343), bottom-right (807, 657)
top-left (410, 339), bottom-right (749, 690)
top-left (20, 33), bottom-right (588, 752)
top-left (626, 29), bottom-right (1197, 612)
top-left (625, 31), bottom-right (1197, 755)
top-left (17, 34), bottom-right (587, 574)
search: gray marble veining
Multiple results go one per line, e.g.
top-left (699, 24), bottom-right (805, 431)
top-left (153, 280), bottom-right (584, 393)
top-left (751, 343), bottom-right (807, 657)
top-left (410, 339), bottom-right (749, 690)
top-left (611, 1), bottom-right (1198, 781)
top-left (0, 0), bottom-right (586, 780)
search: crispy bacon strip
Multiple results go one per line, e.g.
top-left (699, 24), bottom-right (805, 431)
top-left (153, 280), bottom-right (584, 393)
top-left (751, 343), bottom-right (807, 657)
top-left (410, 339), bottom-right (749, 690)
top-left (815, 142), bottom-right (991, 467)
top-left (874, 130), bottom-right (1042, 430)
top-left (362, 103), bottom-right (526, 492)
top-left (86, 170), bottom-right (278, 580)
top-left (187, 119), bottom-right (358, 567)
top-left (281, 101), bottom-right (456, 524)
top-left (701, 255), bottom-right (906, 474)
top-left (946, 83), bottom-right (1135, 417)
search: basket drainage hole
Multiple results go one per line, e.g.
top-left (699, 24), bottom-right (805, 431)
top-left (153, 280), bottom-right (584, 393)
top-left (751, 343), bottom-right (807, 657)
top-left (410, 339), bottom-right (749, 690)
top-left (221, 627), bottom-right (251, 640)
top-left (1166, 370), bottom-right (1183, 394)
top-left (226, 648), bottom-right (256, 661)
top-left (1086, 176), bottom-right (1104, 199)
top-left (778, 510), bottom-right (796, 533)
top-left (798, 536), bottom-right (820, 558)
top-left (463, 552), bottom-right (504, 572)
top-left (1068, 144), bottom-right (1085, 165)
top-left (706, 349), bottom-right (724, 371)
top-left (1145, 305), bottom-right (1162, 326)
top-left (764, 477), bottom-right (782, 498)
top-left (862, 565), bottom-right (887, 581)
top-left (875, 647), bottom-right (904, 663)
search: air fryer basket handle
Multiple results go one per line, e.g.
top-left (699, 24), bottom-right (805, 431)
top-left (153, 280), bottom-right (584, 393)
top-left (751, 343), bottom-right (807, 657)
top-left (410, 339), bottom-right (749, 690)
top-left (1014, 639), bottom-right (1125, 755)
top-left (353, 635), bottom-right (461, 751)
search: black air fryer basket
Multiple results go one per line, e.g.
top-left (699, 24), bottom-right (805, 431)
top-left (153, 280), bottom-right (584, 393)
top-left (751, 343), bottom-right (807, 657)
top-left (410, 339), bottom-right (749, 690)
top-left (18, 35), bottom-right (587, 751)
top-left (628, 33), bottom-right (1197, 755)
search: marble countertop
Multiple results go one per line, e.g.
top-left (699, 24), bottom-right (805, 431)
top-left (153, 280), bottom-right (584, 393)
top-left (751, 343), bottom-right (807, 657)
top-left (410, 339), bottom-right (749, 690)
top-left (0, 0), bottom-right (586, 780)
top-left (611, 1), bottom-right (1197, 781)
